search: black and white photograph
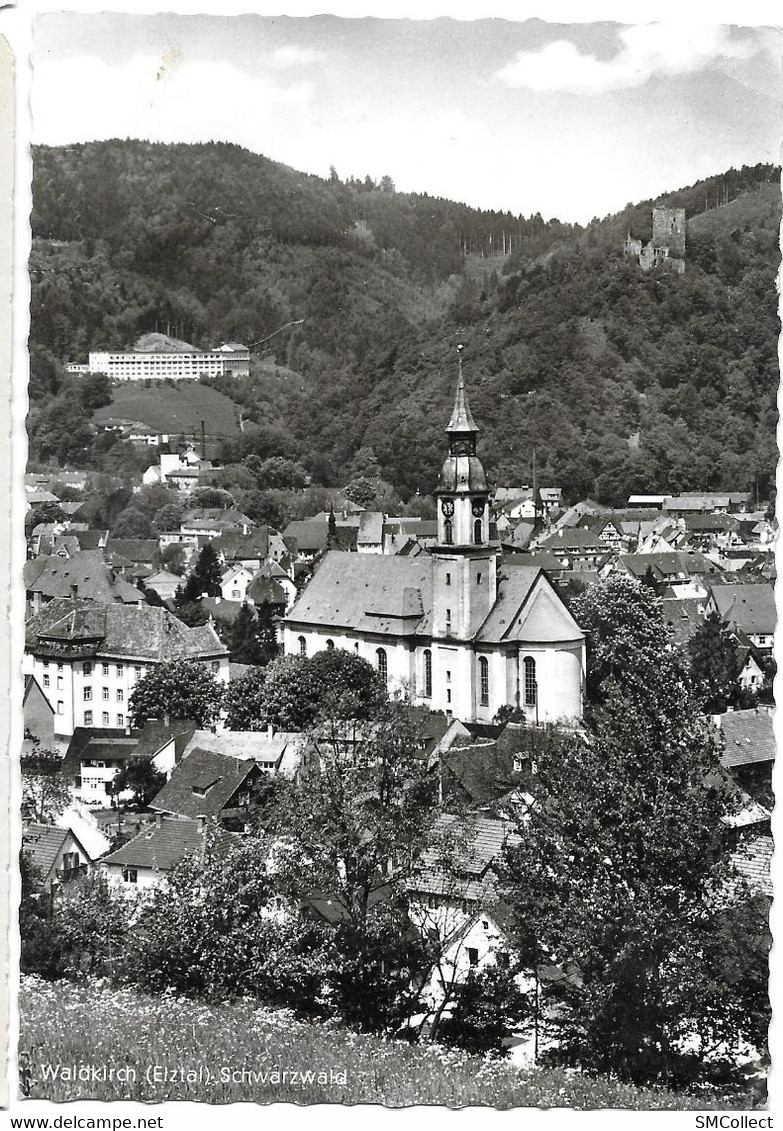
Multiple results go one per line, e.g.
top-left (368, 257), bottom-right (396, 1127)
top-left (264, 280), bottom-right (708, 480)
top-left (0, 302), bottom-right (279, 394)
top-left (8, 1), bottom-right (781, 1118)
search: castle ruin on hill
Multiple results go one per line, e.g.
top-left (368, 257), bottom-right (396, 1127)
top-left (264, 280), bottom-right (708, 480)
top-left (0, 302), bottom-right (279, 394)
top-left (624, 207), bottom-right (686, 275)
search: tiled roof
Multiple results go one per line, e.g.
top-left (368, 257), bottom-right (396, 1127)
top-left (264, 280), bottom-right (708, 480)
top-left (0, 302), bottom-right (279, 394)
top-left (212, 529), bottom-right (272, 561)
top-left (24, 551), bottom-right (144, 604)
top-left (411, 814), bottom-right (520, 902)
top-left (62, 729), bottom-right (141, 776)
top-left (285, 550), bottom-right (434, 636)
top-left (539, 527), bottom-right (602, 551)
top-left (105, 539), bottom-right (159, 563)
top-left (22, 824), bottom-right (71, 882)
top-left (103, 817), bottom-right (205, 871)
top-left (709, 584), bottom-right (776, 637)
top-left (730, 833), bottom-right (773, 898)
top-left (150, 748), bottom-right (258, 818)
top-left (26, 598), bottom-right (228, 662)
top-left (247, 577), bottom-right (287, 606)
top-left (186, 727), bottom-right (305, 767)
top-left (475, 568), bottom-right (583, 645)
top-left (620, 551), bottom-right (722, 581)
top-left (661, 597), bottom-right (705, 647)
top-left (718, 709), bottom-right (775, 769)
top-left (357, 511), bottom-right (384, 545)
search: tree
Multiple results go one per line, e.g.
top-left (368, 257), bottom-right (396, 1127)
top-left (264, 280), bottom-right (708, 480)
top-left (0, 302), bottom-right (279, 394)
top-left (21, 741), bottom-right (71, 824)
top-left (78, 372), bottom-right (112, 414)
top-left (129, 660), bottom-right (224, 728)
top-left (111, 506), bottom-right (154, 539)
top-left (437, 965), bottom-right (530, 1057)
top-left (500, 582), bottom-right (755, 1088)
top-left (112, 757), bottom-right (166, 807)
top-left (254, 456), bottom-right (308, 490)
top-left (569, 575), bottom-right (670, 706)
top-left (344, 477), bottom-right (377, 508)
top-left (687, 612), bottom-right (742, 714)
top-left (223, 668), bottom-right (268, 730)
top-left (158, 542), bottom-right (186, 575)
top-left (225, 602), bottom-right (277, 667)
top-left (260, 649), bottom-right (387, 730)
top-left (152, 502), bottom-right (184, 533)
top-left (182, 543), bottom-right (222, 600)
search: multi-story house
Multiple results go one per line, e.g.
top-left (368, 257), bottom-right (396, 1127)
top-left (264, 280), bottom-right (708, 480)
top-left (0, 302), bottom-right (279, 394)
top-left (24, 599), bottom-right (230, 738)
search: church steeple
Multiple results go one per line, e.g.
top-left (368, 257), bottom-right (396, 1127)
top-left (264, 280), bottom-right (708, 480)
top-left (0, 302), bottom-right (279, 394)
top-left (432, 345), bottom-right (498, 641)
top-left (446, 345), bottom-right (478, 445)
top-left (436, 345), bottom-right (491, 547)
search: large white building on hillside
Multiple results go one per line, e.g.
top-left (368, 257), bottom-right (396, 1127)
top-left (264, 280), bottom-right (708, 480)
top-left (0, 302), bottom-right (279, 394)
top-left (283, 357), bottom-right (585, 725)
top-left (68, 343), bottom-right (250, 381)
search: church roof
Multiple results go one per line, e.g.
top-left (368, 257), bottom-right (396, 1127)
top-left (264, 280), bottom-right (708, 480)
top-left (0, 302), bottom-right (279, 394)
top-left (285, 551), bottom-right (433, 637)
top-left (475, 568), bottom-right (584, 645)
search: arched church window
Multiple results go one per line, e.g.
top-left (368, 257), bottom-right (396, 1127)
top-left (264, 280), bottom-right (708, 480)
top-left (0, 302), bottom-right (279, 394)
top-left (325, 639), bottom-right (334, 650)
top-left (524, 657), bottom-right (537, 708)
top-left (376, 648), bottom-right (388, 686)
top-left (444, 519), bottom-right (453, 545)
top-left (423, 649), bottom-right (432, 698)
top-left (479, 656), bottom-right (489, 707)
top-left (298, 636), bottom-right (307, 656)
top-left (473, 518), bottom-right (482, 544)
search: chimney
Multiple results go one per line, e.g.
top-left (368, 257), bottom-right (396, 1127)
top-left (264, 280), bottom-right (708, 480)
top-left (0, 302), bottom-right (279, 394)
top-left (155, 812), bottom-right (163, 828)
top-left (197, 815), bottom-right (206, 833)
top-left (267, 723), bottom-right (275, 739)
top-left (163, 712), bottom-right (170, 728)
top-left (70, 583), bottom-right (78, 599)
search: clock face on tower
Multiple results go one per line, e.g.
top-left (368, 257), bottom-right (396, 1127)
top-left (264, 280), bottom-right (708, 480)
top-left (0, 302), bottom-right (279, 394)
top-left (441, 499), bottom-right (454, 517)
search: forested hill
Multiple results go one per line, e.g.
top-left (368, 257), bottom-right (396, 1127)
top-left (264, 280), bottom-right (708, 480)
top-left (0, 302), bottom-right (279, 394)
top-left (29, 141), bottom-right (780, 504)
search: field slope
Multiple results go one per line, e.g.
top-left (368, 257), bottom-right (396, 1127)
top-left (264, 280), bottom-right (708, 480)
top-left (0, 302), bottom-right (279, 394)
top-left (19, 977), bottom-right (753, 1109)
top-left (93, 380), bottom-right (242, 438)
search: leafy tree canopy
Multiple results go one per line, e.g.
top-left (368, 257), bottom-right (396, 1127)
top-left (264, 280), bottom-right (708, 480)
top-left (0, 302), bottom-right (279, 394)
top-left (129, 660), bottom-right (224, 728)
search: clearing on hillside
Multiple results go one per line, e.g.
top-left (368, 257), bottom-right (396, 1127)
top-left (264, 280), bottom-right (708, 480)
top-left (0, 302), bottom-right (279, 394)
top-left (93, 381), bottom-right (242, 438)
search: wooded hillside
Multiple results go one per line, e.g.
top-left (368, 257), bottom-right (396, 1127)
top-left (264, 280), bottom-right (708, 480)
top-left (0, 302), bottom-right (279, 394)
top-left (29, 141), bottom-right (780, 503)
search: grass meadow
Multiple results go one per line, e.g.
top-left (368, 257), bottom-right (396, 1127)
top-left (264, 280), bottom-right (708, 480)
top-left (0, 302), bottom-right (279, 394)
top-left (19, 977), bottom-right (754, 1109)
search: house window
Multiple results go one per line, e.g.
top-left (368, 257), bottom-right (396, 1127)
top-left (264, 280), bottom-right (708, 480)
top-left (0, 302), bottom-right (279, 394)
top-left (326, 639), bottom-right (335, 650)
top-left (445, 572), bottom-right (451, 586)
top-left (479, 656), bottom-right (489, 707)
top-left (56, 676), bottom-right (63, 690)
top-left (122, 868), bottom-right (138, 884)
top-left (102, 712), bottom-right (110, 726)
top-left (57, 701), bottom-right (64, 715)
top-left (211, 660), bottom-right (220, 673)
top-left (524, 657), bottom-right (537, 708)
top-left (57, 663), bottom-right (63, 672)
top-left (117, 714), bottom-right (124, 728)
top-left (298, 636), bottom-right (307, 656)
top-left (354, 642), bottom-right (359, 653)
top-left (444, 520), bottom-right (453, 545)
top-left (43, 674), bottom-right (50, 688)
top-left (134, 665), bottom-right (142, 678)
top-left (476, 572), bottom-right (482, 585)
top-left (473, 519), bottom-right (482, 544)
top-left (376, 648), bottom-right (388, 686)
top-left (84, 711), bottom-right (93, 726)
top-left (116, 664), bottom-right (124, 677)
top-left (423, 650), bottom-right (432, 698)
top-left (43, 660), bottom-right (49, 669)
top-left (446, 689), bottom-right (452, 704)
top-left (445, 609), bottom-right (452, 635)
top-left (83, 687), bottom-right (92, 701)
top-left (467, 947), bottom-right (479, 967)
top-left (102, 664), bottom-right (110, 676)
top-left (116, 689), bottom-right (124, 703)
top-left (102, 687), bottom-right (110, 701)
top-left (83, 662), bottom-right (92, 675)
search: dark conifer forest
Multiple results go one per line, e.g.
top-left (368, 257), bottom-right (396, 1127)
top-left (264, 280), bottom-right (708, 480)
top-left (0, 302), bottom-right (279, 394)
top-left (29, 141), bottom-right (780, 504)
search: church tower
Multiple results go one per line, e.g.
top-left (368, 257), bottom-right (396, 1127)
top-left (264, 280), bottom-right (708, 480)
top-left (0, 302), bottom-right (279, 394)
top-left (432, 346), bottom-right (499, 640)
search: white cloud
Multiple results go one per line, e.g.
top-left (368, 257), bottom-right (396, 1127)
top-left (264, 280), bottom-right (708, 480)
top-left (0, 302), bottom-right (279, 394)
top-left (32, 54), bottom-right (313, 146)
top-left (270, 45), bottom-right (326, 70)
top-left (495, 23), bottom-right (763, 95)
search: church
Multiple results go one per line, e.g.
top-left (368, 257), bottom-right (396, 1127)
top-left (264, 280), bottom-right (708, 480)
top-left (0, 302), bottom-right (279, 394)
top-left (282, 355), bottom-right (585, 725)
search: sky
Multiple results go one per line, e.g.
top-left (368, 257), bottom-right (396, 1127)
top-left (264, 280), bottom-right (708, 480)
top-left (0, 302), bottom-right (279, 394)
top-left (31, 12), bottom-right (783, 224)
